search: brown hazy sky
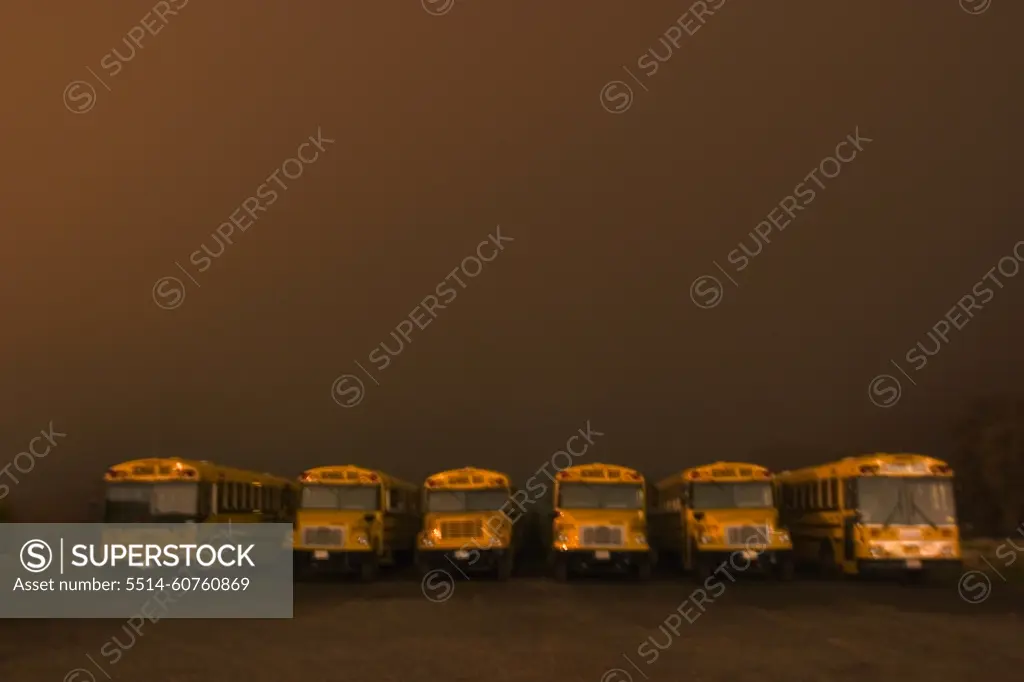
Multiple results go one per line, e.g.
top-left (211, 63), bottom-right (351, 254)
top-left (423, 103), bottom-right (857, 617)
top-left (2, 2), bottom-right (1022, 518)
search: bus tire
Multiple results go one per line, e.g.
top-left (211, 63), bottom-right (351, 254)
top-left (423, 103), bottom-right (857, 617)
top-left (294, 554), bottom-right (312, 582)
top-left (819, 540), bottom-right (840, 579)
top-left (553, 555), bottom-right (569, 582)
top-left (691, 544), bottom-right (711, 583)
top-left (360, 551), bottom-right (380, 582)
top-left (496, 553), bottom-right (513, 582)
top-left (776, 556), bottom-right (795, 581)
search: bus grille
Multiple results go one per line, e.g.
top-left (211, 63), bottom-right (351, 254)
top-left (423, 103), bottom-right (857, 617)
top-left (580, 525), bottom-right (625, 546)
top-left (303, 526), bottom-right (344, 547)
top-left (441, 520), bottom-right (482, 539)
top-left (725, 525), bottom-right (769, 547)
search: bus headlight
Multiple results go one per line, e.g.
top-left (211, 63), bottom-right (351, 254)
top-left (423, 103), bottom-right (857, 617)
top-left (869, 545), bottom-right (886, 557)
top-left (556, 533), bottom-right (569, 543)
top-left (774, 530), bottom-right (789, 544)
top-left (700, 535), bottom-right (713, 544)
top-left (940, 544), bottom-right (954, 557)
top-left (633, 533), bottom-right (646, 545)
top-left (354, 533), bottom-right (369, 546)
top-left (420, 536), bottom-right (434, 548)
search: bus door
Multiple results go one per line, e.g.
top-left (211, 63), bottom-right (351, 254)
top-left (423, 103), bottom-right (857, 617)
top-left (842, 478), bottom-right (858, 562)
top-left (843, 515), bottom-right (857, 561)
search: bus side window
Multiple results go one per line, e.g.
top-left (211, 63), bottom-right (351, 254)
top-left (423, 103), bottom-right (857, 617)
top-left (197, 482), bottom-right (211, 518)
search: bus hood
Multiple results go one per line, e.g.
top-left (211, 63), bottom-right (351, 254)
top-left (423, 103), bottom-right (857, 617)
top-left (692, 509), bottom-right (783, 542)
top-left (555, 509), bottom-right (645, 528)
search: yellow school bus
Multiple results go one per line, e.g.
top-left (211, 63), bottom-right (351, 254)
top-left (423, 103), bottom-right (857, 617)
top-left (649, 462), bottom-right (793, 580)
top-left (293, 465), bottom-right (419, 581)
top-left (548, 463), bottom-right (651, 581)
top-left (416, 467), bottom-right (519, 580)
top-left (101, 458), bottom-right (296, 550)
top-left (103, 457), bottom-right (296, 524)
top-left (775, 453), bottom-right (961, 579)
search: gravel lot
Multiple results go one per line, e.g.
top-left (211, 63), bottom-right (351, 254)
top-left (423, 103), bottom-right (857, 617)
top-left (2, 570), bottom-right (1021, 682)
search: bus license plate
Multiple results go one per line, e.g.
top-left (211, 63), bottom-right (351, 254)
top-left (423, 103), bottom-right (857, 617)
top-left (454, 550), bottom-right (470, 559)
top-left (313, 550), bottom-right (328, 560)
top-left (594, 550), bottom-right (610, 560)
top-left (905, 559), bottom-right (922, 569)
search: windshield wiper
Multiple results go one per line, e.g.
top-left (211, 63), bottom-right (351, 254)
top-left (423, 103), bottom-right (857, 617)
top-left (908, 498), bottom-right (938, 529)
top-left (881, 500), bottom-right (903, 528)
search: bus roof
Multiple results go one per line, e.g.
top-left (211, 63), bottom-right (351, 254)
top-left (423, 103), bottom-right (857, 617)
top-left (105, 457), bottom-right (293, 486)
top-left (775, 453), bottom-right (952, 480)
top-left (424, 467), bottom-right (511, 489)
top-left (300, 465), bottom-right (415, 489)
top-left (556, 463), bottom-right (644, 483)
top-left (656, 461), bottom-right (772, 488)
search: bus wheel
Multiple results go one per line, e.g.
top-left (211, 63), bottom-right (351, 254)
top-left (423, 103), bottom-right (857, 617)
top-left (776, 557), bottom-right (795, 581)
top-left (819, 541), bottom-right (840, 579)
top-left (496, 553), bottom-right (513, 582)
top-left (691, 545), bottom-right (711, 583)
top-left (294, 557), bottom-right (313, 582)
top-left (553, 555), bottom-right (569, 582)
top-left (360, 552), bottom-right (380, 582)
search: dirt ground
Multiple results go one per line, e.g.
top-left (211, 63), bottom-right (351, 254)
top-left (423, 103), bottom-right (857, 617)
top-left (1, 570), bottom-right (1022, 682)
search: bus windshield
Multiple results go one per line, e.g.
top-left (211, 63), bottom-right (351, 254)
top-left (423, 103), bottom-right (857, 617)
top-left (300, 485), bottom-right (380, 511)
top-left (103, 482), bottom-right (199, 522)
top-left (557, 483), bottom-right (644, 510)
top-left (426, 489), bottom-right (508, 512)
top-left (691, 481), bottom-right (773, 509)
top-left (857, 477), bottom-right (956, 525)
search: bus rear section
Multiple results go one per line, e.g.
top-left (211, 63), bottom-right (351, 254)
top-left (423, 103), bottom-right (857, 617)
top-left (549, 464), bottom-right (652, 581)
top-left (101, 457), bottom-right (294, 560)
top-left (416, 469), bottom-right (517, 581)
top-left (293, 466), bottom-right (417, 581)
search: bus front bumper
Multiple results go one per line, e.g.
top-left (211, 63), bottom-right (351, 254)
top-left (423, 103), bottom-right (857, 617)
top-left (695, 548), bottom-right (794, 572)
top-left (294, 549), bottom-right (375, 573)
top-left (857, 558), bottom-right (963, 576)
top-left (417, 548), bottom-right (511, 573)
top-left (554, 549), bottom-right (651, 573)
